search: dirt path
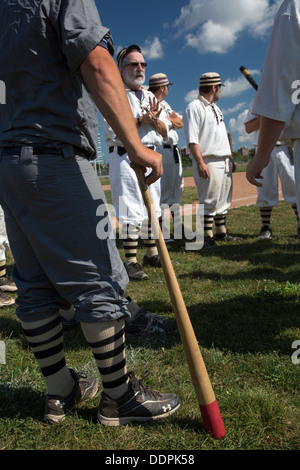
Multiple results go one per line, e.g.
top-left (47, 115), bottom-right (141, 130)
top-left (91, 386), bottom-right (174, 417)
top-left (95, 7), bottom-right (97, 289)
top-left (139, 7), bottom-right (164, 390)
top-left (103, 172), bottom-right (283, 209)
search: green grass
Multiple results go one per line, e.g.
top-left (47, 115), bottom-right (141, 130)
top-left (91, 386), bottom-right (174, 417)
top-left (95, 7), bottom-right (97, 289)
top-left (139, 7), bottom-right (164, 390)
top-left (0, 187), bottom-right (300, 450)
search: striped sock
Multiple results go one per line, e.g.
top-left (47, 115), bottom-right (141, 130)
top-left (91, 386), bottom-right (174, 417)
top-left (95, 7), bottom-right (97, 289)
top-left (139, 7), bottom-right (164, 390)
top-left (214, 214), bottom-right (226, 235)
top-left (142, 222), bottom-right (158, 259)
top-left (260, 207), bottom-right (272, 227)
top-left (122, 224), bottom-right (139, 265)
top-left (204, 215), bottom-right (214, 238)
top-left (292, 203), bottom-right (299, 223)
top-left (81, 319), bottom-right (128, 399)
top-left (0, 260), bottom-right (6, 278)
top-left (21, 314), bottom-right (75, 397)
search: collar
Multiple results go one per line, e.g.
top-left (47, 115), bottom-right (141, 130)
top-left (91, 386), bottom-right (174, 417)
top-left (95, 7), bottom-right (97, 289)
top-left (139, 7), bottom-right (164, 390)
top-left (199, 95), bottom-right (214, 106)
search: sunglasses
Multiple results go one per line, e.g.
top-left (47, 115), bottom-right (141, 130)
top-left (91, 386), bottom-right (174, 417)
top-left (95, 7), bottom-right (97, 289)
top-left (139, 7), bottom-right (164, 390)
top-left (124, 62), bottom-right (147, 68)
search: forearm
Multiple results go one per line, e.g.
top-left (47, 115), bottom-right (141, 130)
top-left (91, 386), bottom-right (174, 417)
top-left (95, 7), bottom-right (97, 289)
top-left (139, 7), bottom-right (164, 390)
top-left (255, 117), bottom-right (285, 163)
top-left (189, 143), bottom-right (204, 165)
top-left (245, 117), bottom-right (260, 134)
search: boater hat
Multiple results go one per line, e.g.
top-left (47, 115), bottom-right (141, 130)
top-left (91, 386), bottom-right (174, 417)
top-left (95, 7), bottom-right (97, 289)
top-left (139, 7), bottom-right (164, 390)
top-left (148, 73), bottom-right (173, 87)
top-left (199, 72), bottom-right (224, 87)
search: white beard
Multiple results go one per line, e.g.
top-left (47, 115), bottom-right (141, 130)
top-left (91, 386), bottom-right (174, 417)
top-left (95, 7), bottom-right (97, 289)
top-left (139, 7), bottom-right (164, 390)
top-left (123, 70), bottom-right (145, 89)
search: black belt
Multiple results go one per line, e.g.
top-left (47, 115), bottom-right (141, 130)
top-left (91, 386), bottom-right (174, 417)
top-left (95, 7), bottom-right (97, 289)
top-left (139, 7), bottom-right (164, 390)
top-left (1, 146), bottom-right (87, 157)
top-left (109, 145), bottom-right (155, 156)
top-left (109, 146), bottom-right (127, 156)
top-left (163, 144), bottom-right (179, 163)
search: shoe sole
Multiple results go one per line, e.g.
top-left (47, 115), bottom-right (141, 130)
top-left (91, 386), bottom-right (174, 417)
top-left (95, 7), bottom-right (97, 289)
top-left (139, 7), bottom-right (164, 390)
top-left (0, 286), bottom-right (17, 292)
top-left (44, 381), bottom-right (99, 423)
top-left (97, 402), bottom-right (180, 426)
top-left (0, 299), bottom-right (15, 307)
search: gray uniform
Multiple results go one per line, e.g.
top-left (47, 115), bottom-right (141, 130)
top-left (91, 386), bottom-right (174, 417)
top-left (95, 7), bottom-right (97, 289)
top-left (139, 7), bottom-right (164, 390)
top-left (0, 0), bottom-right (129, 323)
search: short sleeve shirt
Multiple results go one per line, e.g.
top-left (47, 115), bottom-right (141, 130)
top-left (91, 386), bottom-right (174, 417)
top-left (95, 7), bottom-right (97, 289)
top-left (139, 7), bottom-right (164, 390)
top-left (0, 0), bottom-right (113, 157)
top-left (252, 0), bottom-right (300, 140)
top-left (183, 96), bottom-right (231, 157)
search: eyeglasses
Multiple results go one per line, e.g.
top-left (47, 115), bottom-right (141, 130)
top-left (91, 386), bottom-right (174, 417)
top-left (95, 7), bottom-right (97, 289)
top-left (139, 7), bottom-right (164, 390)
top-left (124, 62), bottom-right (147, 68)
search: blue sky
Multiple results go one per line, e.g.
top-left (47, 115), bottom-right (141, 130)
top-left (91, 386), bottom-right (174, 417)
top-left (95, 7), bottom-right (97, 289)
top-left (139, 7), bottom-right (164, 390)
top-left (95, 0), bottom-right (283, 162)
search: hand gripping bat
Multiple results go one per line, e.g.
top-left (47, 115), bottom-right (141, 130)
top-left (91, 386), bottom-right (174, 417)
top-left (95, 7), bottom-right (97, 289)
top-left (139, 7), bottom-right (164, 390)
top-left (240, 66), bottom-right (258, 91)
top-left (131, 163), bottom-right (226, 439)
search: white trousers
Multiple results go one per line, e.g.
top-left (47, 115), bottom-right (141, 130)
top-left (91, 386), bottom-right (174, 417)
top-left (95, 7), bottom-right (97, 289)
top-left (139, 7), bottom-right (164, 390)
top-left (256, 145), bottom-right (296, 207)
top-left (109, 150), bottom-right (161, 227)
top-left (0, 205), bottom-right (8, 262)
top-left (293, 140), bottom-right (300, 213)
top-left (158, 146), bottom-right (184, 206)
top-left (193, 156), bottom-right (232, 216)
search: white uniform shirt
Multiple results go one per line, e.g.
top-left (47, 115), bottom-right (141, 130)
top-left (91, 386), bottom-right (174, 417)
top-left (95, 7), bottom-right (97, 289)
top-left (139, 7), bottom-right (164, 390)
top-left (183, 95), bottom-right (231, 157)
top-left (245, 99), bottom-right (294, 147)
top-left (252, 0), bottom-right (300, 141)
top-left (159, 100), bottom-right (179, 146)
top-left (103, 87), bottom-right (170, 148)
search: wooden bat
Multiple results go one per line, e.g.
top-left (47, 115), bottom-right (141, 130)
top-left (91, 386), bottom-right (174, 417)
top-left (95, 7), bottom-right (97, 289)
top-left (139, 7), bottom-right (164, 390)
top-left (131, 163), bottom-right (225, 439)
top-left (240, 66), bottom-right (258, 91)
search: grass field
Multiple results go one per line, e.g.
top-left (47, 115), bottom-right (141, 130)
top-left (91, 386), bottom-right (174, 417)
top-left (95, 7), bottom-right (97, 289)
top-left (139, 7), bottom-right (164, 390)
top-left (0, 176), bottom-right (299, 451)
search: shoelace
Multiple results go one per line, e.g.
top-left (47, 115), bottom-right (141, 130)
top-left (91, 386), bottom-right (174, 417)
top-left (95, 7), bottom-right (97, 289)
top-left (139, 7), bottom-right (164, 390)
top-left (129, 371), bottom-right (162, 399)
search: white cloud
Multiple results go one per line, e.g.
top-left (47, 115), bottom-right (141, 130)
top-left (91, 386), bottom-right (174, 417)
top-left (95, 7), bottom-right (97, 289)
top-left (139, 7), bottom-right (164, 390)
top-left (141, 37), bottom-right (164, 60)
top-left (228, 109), bottom-right (253, 144)
top-left (222, 101), bottom-right (247, 116)
top-left (174, 0), bottom-right (282, 54)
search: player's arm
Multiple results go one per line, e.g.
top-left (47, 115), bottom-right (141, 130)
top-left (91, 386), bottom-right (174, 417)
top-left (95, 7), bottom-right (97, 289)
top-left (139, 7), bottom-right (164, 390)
top-left (244, 117), bottom-right (260, 134)
top-left (246, 117), bottom-right (285, 186)
top-left (189, 143), bottom-right (209, 179)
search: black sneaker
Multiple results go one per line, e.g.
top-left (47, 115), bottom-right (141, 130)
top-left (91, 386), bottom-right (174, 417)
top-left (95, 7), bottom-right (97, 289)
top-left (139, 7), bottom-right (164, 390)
top-left (125, 306), bottom-right (177, 334)
top-left (203, 235), bottom-right (216, 248)
top-left (44, 369), bottom-right (98, 423)
top-left (0, 276), bottom-right (17, 292)
top-left (142, 254), bottom-right (161, 267)
top-left (215, 232), bottom-right (242, 242)
top-left (257, 225), bottom-right (272, 240)
top-left (97, 371), bottom-right (180, 426)
top-left (124, 262), bottom-right (148, 281)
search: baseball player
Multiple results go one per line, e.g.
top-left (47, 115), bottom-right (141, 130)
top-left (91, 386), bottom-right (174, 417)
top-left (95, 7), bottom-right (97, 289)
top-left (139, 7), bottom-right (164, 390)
top-left (0, 1), bottom-right (180, 425)
top-left (246, 0), bottom-right (300, 223)
top-left (102, 45), bottom-right (171, 280)
top-left (183, 72), bottom-right (241, 248)
top-left (245, 98), bottom-right (299, 239)
top-left (148, 73), bottom-right (184, 241)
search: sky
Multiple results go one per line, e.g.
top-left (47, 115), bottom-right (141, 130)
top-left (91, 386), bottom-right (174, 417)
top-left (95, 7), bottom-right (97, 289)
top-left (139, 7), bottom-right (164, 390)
top-left (95, 0), bottom-right (284, 163)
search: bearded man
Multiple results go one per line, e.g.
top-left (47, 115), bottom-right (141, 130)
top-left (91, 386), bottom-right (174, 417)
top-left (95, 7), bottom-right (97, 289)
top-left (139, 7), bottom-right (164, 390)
top-left (103, 45), bottom-right (171, 281)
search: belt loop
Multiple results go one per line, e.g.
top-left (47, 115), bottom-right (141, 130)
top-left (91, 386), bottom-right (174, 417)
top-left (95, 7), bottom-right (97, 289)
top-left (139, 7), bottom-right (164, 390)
top-left (20, 146), bottom-right (33, 163)
top-left (62, 145), bottom-right (74, 159)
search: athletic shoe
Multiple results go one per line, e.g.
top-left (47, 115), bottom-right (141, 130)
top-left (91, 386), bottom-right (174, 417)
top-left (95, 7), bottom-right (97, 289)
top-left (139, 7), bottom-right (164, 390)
top-left (0, 291), bottom-right (15, 308)
top-left (44, 369), bottom-right (98, 423)
top-left (203, 235), bottom-right (216, 248)
top-left (125, 306), bottom-right (177, 334)
top-left (142, 254), bottom-right (161, 267)
top-left (124, 262), bottom-right (148, 281)
top-left (97, 370), bottom-right (180, 426)
top-left (0, 276), bottom-right (17, 292)
top-left (257, 225), bottom-right (272, 240)
top-left (215, 231), bottom-right (242, 242)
